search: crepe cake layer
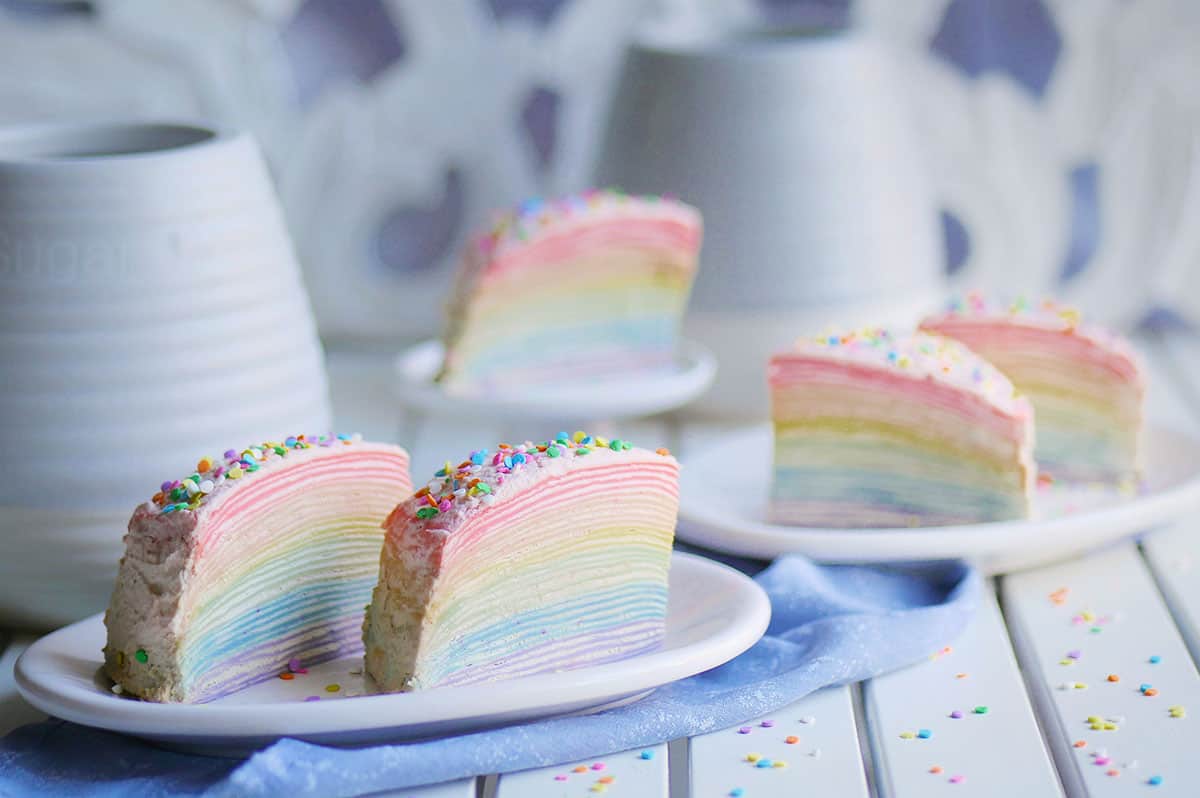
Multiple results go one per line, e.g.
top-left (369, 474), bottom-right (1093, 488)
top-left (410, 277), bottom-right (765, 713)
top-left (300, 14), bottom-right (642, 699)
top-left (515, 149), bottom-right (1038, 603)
top-left (437, 189), bottom-right (702, 391)
top-left (921, 295), bottom-right (1144, 483)
top-left (364, 432), bottom-right (678, 692)
top-left (104, 434), bottom-right (411, 703)
top-left (769, 330), bottom-right (1036, 528)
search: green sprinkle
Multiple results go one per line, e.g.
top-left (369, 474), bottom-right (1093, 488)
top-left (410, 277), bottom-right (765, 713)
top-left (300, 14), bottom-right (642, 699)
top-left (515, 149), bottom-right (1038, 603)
top-left (135, 649), bottom-right (148, 664)
top-left (476, 483), bottom-right (492, 494)
top-left (621, 441), bottom-right (632, 450)
top-left (609, 440), bottom-right (623, 451)
top-left (274, 446), bottom-right (286, 456)
top-left (416, 507), bottom-right (439, 519)
top-left (973, 706), bottom-right (989, 715)
top-left (576, 447), bottom-right (591, 456)
top-left (546, 446), bottom-right (560, 458)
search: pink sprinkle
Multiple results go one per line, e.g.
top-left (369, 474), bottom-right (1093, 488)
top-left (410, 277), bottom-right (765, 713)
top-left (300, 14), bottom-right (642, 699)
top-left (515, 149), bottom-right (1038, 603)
top-left (438, 499), bottom-right (452, 512)
top-left (492, 453), bottom-right (504, 465)
top-left (738, 727), bottom-right (752, 734)
top-left (591, 763), bottom-right (605, 771)
top-left (1095, 757), bottom-right (1111, 766)
top-left (950, 775), bottom-right (965, 784)
top-left (761, 720), bottom-right (776, 728)
top-left (1068, 650), bottom-right (1081, 659)
top-left (554, 775), bottom-right (567, 782)
top-left (287, 657), bottom-right (308, 674)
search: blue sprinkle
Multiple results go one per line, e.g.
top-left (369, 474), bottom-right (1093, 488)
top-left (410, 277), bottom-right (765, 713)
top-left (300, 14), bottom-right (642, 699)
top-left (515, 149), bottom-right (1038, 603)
top-left (435, 468), bottom-right (447, 477)
top-left (162, 504), bottom-right (177, 514)
top-left (556, 431), bottom-right (569, 442)
top-left (887, 351), bottom-right (898, 362)
top-left (1140, 683), bottom-right (1153, 692)
top-left (827, 336), bottom-right (839, 345)
top-left (1150, 655), bottom-right (1162, 664)
top-left (581, 436), bottom-right (592, 445)
top-left (512, 453), bottom-right (526, 465)
top-left (470, 451), bottom-right (486, 465)
top-left (640, 750), bottom-right (654, 760)
top-left (730, 790), bottom-right (745, 798)
top-left (756, 759), bottom-right (772, 768)
top-left (917, 729), bottom-right (932, 739)
top-left (1149, 775), bottom-right (1163, 786)
top-left (503, 456), bottom-right (513, 469)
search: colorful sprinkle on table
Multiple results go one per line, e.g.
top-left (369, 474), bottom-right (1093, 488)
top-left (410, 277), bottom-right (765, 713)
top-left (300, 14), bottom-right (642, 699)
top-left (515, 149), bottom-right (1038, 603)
top-left (1148, 775), bottom-right (1163, 786)
top-left (639, 750), bottom-right (654, 760)
top-left (973, 706), bottom-right (989, 714)
top-left (324, 684), bottom-right (340, 693)
top-left (1150, 655), bottom-right (1162, 664)
top-left (950, 710), bottom-right (964, 719)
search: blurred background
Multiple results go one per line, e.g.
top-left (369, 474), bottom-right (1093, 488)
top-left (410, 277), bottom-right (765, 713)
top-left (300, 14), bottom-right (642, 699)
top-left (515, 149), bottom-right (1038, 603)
top-left (3, 0), bottom-right (1197, 342)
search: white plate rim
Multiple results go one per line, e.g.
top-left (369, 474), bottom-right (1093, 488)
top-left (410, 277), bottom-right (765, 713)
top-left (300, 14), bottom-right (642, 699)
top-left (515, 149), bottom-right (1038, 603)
top-left (393, 338), bottom-right (717, 422)
top-left (677, 424), bottom-right (1200, 569)
top-left (15, 552), bottom-right (769, 743)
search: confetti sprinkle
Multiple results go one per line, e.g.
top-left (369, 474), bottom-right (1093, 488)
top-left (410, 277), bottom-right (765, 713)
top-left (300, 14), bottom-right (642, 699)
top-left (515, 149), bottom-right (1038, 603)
top-left (760, 720), bottom-right (776, 728)
top-left (949, 775), bottom-right (966, 784)
top-left (950, 710), bottom-right (964, 719)
top-left (324, 684), bottom-right (340, 693)
top-left (1148, 775), bottom-right (1163, 786)
top-left (1169, 705), bottom-right (1186, 718)
top-left (1073, 740), bottom-right (1086, 748)
top-left (930, 766), bottom-right (944, 774)
top-left (756, 760), bottom-right (773, 769)
top-left (303, 696), bottom-right (320, 702)
top-left (1107, 674), bottom-right (1119, 682)
top-left (591, 762), bottom-right (605, 771)
top-left (598, 776), bottom-right (614, 784)
top-left (745, 753), bottom-right (761, 763)
top-left (973, 706), bottom-right (989, 715)
top-left (772, 760), bottom-right (787, 769)
top-left (554, 775), bottom-right (567, 782)
top-left (288, 657), bottom-right (308, 674)
top-left (918, 729), bottom-right (932, 739)
top-left (785, 736), bottom-right (799, 744)
top-left (730, 789), bottom-right (745, 797)
top-left (900, 731), bottom-right (916, 740)
top-left (738, 727), bottom-right (752, 735)
top-left (278, 673), bottom-right (294, 681)
top-left (955, 673), bottom-right (968, 679)
top-left (573, 766), bottom-right (588, 773)
top-left (134, 649), bottom-right (148, 664)
top-left (640, 750), bottom-right (654, 760)
top-left (1150, 655), bottom-right (1162, 664)
top-left (1106, 769), bottom-right (1120, 777)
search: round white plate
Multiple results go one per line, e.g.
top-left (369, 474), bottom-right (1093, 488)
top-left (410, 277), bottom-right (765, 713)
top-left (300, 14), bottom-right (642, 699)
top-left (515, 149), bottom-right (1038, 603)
top-left (394, 339), bottom-right (716, 423)
top-left (678, 425), bottom-right (1200, 574)
top-left (14, 552), bottom-right (768, 755)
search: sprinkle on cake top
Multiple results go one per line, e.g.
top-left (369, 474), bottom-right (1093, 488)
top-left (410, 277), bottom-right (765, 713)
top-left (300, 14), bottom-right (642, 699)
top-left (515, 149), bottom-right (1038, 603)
top-left (473, 188), bottom-right (700, 258)
top-left (409, 432), bottom-right (673, 521)
top-left (149, 433), bottom-right (363, 515)
top-left (780, 328), bottom-right (1029, 416)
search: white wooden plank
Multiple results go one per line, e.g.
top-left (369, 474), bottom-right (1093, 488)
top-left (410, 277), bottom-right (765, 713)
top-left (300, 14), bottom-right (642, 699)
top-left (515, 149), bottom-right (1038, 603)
top-left (688, 686), bottom-right (870, 798)
top-left (1140, 333), bottom-right (1200, 666)
top-left (1002, 544), bottom-right (1200, 796)
top-left (864, 586), bottom-right (1062, 797)
top-left (494, 743), bottom-right (669, 797)
top-left (0, 634), bottom-right (46, 736)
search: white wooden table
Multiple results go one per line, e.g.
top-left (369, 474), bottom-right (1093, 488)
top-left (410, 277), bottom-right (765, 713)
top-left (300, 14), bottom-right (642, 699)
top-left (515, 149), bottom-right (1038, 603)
top-left (3, 331), bottom-right (1199, 798)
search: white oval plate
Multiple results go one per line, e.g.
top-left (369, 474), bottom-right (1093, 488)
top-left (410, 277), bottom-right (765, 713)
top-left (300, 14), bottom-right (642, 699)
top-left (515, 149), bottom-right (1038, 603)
top-left (394, 339), bottom-right (717, 423)
top-left (15, 552), bottom-right (768, 755)
top-left (678, 425), bottom-right (1200, 574)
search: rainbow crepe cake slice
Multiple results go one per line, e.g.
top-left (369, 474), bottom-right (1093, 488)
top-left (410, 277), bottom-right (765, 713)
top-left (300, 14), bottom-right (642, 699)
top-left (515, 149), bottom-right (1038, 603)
top-left (921, 295), bottom-right (1145, 483)
top-left (769, 330), bottom-right (1036, 527)
top-left (104, 434), bottom-right (411, 703)
top-left (364, 432), bottom-right (678, 692)
top-left (437, 189), bottom-right (702, 391)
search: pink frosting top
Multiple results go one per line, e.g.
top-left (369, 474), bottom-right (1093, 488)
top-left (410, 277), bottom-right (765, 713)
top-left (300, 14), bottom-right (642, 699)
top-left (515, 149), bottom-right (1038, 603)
top-left (770, 328), bottom-right (1030, 418)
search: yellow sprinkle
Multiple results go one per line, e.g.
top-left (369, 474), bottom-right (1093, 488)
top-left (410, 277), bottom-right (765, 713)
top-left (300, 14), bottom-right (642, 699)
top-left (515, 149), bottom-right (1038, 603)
top-left (1103, 723), bottom-right (1116, 730)
top-left (573, 431), bottom-right (586, 443)
top-left (746, 753), bottom-right (761, 762)
top-left (1087, 716), bottom-right (1101, 724)
top-left (1075, 682), bottom-right (1088, 689)
top-left (1060, 659), bottom-right (1074, 666)
top-left (227, 467), bottom-right (243, 479)
top-left (1091, 723), bottom-right (1104, 730)
top-left (325, 684), bottom-right (340, 693)
top-left (594, 436), bottom-right (609, 447)
top-left (773, 761), bottom-right (788, 768)
top-left (899, 731), bottom-right (915, 739)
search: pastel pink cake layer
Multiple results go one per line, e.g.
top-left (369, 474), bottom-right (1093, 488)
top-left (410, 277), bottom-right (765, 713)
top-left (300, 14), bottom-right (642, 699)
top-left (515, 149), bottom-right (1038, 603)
top-left (769, 330), bottom-right (1036, 528)
top-left (437, 190), bottom-right (702, 390)
top-left (921, 296), bottom-right (1144, 483)
top-left (104, 435), bottom-right (411, 703)
top-left (363, 433), bottom-right (678, 692)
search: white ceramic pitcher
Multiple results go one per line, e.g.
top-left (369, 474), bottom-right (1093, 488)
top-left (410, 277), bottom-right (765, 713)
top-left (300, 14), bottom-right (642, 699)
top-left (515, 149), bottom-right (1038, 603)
top-left (0, 121), bottom-right (332, 627)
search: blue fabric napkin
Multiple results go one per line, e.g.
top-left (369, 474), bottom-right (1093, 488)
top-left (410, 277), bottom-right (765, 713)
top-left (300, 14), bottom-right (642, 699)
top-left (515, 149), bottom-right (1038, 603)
top-left (0, 555), bottom-right (979, 797)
